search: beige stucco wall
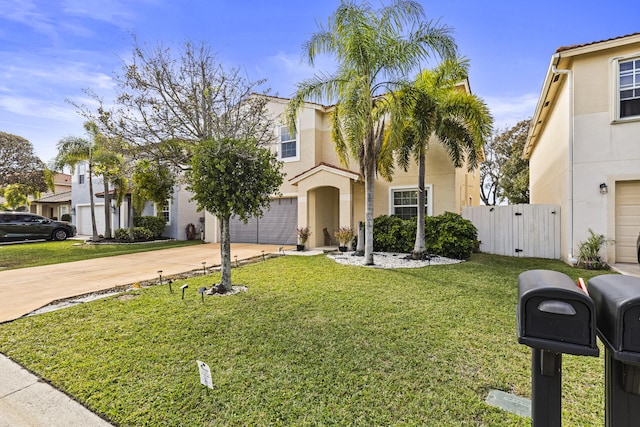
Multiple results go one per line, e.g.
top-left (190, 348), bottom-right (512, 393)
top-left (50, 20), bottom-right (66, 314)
top-left (529, 40), bottom-right (640, 262)
top-left (206, 96), bottom-right (482, 246)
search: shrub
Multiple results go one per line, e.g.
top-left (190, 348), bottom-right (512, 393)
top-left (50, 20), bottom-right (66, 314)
top-left (373, 215), bottom-right (416, 253)
top-left (61, 213), bottom-right (71, 222)
top-left (424, 212), bottom-right (477, 260)
top-left (114, 227), bottom-right (154, 241)
top-left (372, 212), bottom-right (477, 259)
top-left (134, 216), bottom-right (166, 237)
top-left (577, 228), bottom-right (607, 269)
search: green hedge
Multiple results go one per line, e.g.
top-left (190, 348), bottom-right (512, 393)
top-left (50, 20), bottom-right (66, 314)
top-left (372, 212), bottom-right (478, 260)
top-left (114, 227), bottom-right (154, 241)
top-left (133, 216), bottom-right (166, 238)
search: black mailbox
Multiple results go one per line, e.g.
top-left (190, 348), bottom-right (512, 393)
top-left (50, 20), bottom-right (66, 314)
top-left (589, 274), bottom-right (640, 363)
top-left (518, 269), bottom-right (598, 356)
top-left (589, 274), bottom-right (640, 426)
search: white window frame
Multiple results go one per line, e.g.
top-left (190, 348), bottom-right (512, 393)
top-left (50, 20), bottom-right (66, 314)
top-left (388, 185), bottom-right (433, 219)
top-left (77, 162), bottom-right (86, 185)
top-left (154, 199), bottom-right (171, 226)
top-left (276, 124), bottom-right (300, 162)
top-left (612, 54), bottom-right (640, 122)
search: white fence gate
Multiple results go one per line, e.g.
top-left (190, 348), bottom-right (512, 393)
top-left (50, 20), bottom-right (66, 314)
top-left (462, 204), bottom-right (561, 259)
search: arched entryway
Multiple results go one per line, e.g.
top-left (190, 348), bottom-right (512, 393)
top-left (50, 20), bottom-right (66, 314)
top-left (289, 163), bottom-right (361, 249)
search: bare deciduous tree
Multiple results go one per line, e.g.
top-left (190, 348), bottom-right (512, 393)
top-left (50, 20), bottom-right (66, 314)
top-left (78, 38), bottom-right (274, 172)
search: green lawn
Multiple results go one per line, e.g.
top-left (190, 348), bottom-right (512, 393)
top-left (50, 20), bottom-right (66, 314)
top-left (0, 239), bottom-right (204, 270)
top-left (0, 254), bottom-right (609, 426)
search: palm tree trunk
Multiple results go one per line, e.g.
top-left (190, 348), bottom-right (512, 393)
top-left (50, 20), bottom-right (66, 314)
top-left (128, 195), bottom-right (135, 241)
top-left (364, 163), bottom-right (375, 265)
top-left (219, 214), bottom-right (232, 291)
top-left (88, 163), bottom-right (99, 240)
top-left (103, 180), bottom-right (112, 239)
top-left (414, 147), bottom-right (427, 254)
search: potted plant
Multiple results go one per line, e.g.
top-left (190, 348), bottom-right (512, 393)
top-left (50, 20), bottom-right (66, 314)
top-left (296, 226), bottom-right (311, 251)
top-left (334, 226), bottom-right (354, 252)
top-left (577, 228), bottom-right (608, 269)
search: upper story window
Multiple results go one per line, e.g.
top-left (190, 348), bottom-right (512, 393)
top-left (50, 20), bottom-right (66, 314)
top-left (390, 187), bottom-right (430, 220)
top-left (278, 125), bottom-right (299, 161)
top-left (78, 163), bottom-right (86, 184)
top-left (619, 58), bottom-right (640, 118)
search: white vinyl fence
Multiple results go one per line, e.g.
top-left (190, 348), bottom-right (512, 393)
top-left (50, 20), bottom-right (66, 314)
top-left (462, 204), bottom-right (561, 259)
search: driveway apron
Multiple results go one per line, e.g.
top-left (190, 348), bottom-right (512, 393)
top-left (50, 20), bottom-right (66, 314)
top-left (0, 243), bottom-right (286, 323)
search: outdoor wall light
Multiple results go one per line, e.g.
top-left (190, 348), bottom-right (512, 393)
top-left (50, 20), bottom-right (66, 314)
top-left (181, 284), bottom-right (188, 300)
top-left (600, 183), bottom-right (608, 195)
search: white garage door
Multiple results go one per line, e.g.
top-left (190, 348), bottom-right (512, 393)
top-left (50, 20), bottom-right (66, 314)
top-left (229, 198), bottom-right (297, 245)
top-left (77, 204), bottom-right (105, 236)
top-left (615, 181), bottom-right (640, 263)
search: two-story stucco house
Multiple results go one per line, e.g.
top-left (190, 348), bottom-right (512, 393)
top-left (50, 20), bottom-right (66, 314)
top-left (205, 94), bottom-right (482, 247)
top-left (72, 171), bottom-right (202, 240)
top-left (525, 33), bottom-right (640, 265)
top-left (72, 90), bottom-right (481, 244)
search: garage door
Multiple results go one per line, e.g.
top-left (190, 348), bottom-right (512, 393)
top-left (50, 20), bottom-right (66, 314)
top-left (615, 181), bottom-right (640, 263)
top-left (76, 204), bottom-right (105, 236)
top-left (229, 198), bottom-right (297, 245)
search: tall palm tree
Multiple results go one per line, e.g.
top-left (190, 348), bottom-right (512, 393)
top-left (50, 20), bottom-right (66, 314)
top-left (389, 57), bottom-right (493, 255)
top-left (54, 122), bottom-right (101, 240)
top-left (286, 0), bottom-right (457, 265)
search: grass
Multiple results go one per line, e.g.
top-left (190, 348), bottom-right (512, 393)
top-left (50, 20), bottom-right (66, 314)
top-left (0, 254), bottom-right (610, 426)
top-left (0, 239), bottom-right (204, 270)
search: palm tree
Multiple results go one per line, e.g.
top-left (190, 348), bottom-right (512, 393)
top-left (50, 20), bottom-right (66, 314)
top-left (93, 149), bottom-right (127, 239)
top-left (54, 122), bottom-right (104, 240)
top-left (286, 0), bottom-right (457, 265)
top-left (389, 57), bottom-right (493, 255)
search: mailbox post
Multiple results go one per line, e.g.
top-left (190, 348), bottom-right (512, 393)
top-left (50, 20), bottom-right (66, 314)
top-left (517, 270), bottom-right (599, 427)
top-left (589, 275), bottom-right (640, 427)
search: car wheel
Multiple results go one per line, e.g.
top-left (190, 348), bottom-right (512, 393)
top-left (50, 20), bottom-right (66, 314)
top-left (53, 228), bottom-right (69, 241)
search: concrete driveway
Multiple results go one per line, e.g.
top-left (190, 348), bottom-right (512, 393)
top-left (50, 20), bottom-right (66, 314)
top-left (0, 243), bottom-right (286, 323)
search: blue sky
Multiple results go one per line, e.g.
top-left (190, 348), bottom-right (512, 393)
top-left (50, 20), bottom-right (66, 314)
top-left (1, 0), bottom-right (638, 164)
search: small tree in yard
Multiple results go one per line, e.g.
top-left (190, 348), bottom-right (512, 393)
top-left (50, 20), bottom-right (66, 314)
top-left (188, 138), bottom-right (283, 292)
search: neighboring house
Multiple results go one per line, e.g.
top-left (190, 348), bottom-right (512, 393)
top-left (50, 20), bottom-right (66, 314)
top-left (525, 33), bottom-right (640, 264)
top-left (71, 169), bottom-right (201, 239)
top-left (205, 93), bottom-right (482, 247)
top-left (31, 173), bottom-right (72, 220)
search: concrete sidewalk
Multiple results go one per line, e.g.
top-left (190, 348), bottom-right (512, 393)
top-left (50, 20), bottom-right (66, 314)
top-left (0, 242), bottom-right (287, 426)
top-left (0, 355), bottom-right (112, 427)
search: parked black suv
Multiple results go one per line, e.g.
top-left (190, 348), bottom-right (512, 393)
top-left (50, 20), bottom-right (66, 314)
top-left (0, 212), bottom-right (77, 242)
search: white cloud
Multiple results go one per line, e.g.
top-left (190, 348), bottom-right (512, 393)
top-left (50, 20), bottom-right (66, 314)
top-left (61, 0), bottom-right (137, 27)
top-left (484, 93), bottom-right (539, 131)
top-left (258, 51), bottom-right (337, 98)
top-left (0, 0), bottom-right (59, 41)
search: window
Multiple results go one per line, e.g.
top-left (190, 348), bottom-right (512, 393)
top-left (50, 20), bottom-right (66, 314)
top-left (619, 58), bottom-right (640, 118)
top-left (391, 187), bottom-right (430, 220)
top-left (78, 163), bottom-right (86, 184)
top-left (156, 200), bottom-right (171, 225)
top-left (278, 125), bottom-right (298, 161)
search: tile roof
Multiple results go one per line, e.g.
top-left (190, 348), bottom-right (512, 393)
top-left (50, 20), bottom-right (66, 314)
top-left (34, 190), bottom-right (72, 203)
top-left (555, 32), bottom-right (640, 53)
